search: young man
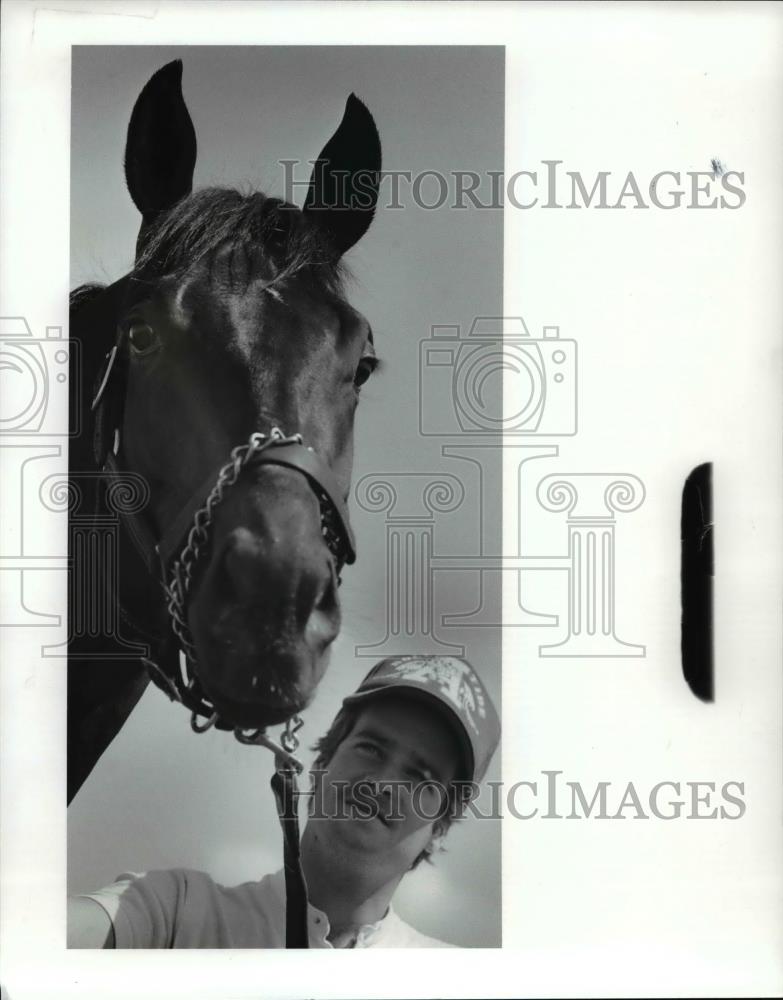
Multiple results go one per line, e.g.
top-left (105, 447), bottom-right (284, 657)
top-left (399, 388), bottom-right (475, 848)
top-left (68, 655), bottom-right (501, 948)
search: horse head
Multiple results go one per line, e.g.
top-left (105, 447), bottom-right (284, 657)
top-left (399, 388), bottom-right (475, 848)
top-left (77, 61), bottom-right (381, 739)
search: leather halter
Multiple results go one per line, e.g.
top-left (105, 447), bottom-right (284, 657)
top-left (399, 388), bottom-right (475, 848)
top-left (90, 323), bottom-right (357, 726)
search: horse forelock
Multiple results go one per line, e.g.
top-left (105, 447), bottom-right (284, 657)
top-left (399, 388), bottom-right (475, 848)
top-left (70, 283), bottom-right (107, 313)
top-left (68, 190), bottom-right (365, 466)
top-left (133, 188), bottom-right (349, 298)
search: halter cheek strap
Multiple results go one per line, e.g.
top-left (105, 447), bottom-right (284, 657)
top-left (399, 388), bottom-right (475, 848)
top-left (91, 338), bottom-right (127, 474)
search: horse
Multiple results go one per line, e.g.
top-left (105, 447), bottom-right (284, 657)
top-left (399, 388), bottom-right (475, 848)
top-left (67, 60), bottom-right (382, 804)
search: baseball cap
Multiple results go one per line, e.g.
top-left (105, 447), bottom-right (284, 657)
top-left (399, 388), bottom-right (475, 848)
top-left (342, 656), bottom-right (500, 785)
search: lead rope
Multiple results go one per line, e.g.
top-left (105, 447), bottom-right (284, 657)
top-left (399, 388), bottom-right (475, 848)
top-left (237, 717), bottom-right (309, 949)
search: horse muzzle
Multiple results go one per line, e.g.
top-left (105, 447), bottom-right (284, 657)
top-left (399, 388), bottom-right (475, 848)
top-left (166, 431), bottom-right (352, 728)
top-left (188, 510), bottom-right (341, 726)
top-left (125, 429), bottom-right (354, 732)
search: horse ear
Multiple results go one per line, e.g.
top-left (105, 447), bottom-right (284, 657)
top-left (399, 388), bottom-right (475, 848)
top-left (303, 94), bottom-right (382, 257)
top-left (124, 60), bottom-right (197, 224)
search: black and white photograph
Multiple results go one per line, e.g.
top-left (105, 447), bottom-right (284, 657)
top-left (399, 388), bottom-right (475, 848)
top-left (0, 1), bottom-right (781, 997)
top-left (65, 44), bottom-right (503, 950)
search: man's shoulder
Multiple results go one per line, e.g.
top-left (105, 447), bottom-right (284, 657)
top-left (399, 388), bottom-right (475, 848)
top-left (78, 866), bottom-right (285, 948)
top-left (141, 867), bottom-right (283, 913)
top-left (115, 866), bottom-right (277, 894)
top-left (79, 866), bottom-right (281, 906)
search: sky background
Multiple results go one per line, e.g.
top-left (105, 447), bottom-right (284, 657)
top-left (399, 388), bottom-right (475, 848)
top-left (67, 45), bottom-right (504, 948)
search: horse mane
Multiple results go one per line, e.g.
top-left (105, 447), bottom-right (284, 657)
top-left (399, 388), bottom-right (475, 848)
top-left (133, 188), bottom-right (350, 294)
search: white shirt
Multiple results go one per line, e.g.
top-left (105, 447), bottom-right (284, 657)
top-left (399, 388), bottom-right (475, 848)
top-left (79, 868), bottom-right (456, 948)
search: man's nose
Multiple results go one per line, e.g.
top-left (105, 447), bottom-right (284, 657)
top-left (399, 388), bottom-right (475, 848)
top-left (353, 776), bottom-right (405, 821)
top-left (359, 763), bottom-right (402, 789)
top-left (358, 770), bottom-right (412, 801)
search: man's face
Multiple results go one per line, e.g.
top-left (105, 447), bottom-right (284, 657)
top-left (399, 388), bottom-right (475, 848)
top-left (309, 695), bottom-right (461, 880)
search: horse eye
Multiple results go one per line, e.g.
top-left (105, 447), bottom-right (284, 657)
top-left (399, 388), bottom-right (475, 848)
top-left (128, 322), bottom-right (159, 356)
top-left (354, 356), bottom-right (377, 389)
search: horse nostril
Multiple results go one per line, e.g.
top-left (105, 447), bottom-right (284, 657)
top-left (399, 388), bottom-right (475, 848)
top-left (305, 561), bottom-right (341, 650)
top-left (315, 560), bottom-right (339, 615)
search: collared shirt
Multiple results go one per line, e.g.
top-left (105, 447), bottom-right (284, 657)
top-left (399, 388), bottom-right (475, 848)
top-left (78, 868), bottom-right (456, 948)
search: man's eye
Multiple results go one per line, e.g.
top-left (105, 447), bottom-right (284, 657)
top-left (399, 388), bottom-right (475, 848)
top-left (355, 741), bottom-right (382, 757)
top-left (353, 355), bottom-right (377, 389)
